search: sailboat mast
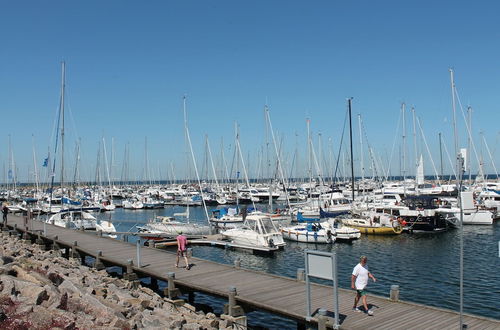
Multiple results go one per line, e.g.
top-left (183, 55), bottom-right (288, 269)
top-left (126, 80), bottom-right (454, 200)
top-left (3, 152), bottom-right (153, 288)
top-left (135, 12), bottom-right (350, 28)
top-left (401, 102), bottom-right (406, 182)
top-left (358, 114), bottom-right (364, 183)
top-left (412, 107), bottom-right (418, 181)
top-left (60, 61), bottom-right (65, 189)
top-left (449, 68), bottom-right (464, 330)
top-left (467, 106), bottom-right (472, 182)
top-left (348, 98), bottom-right (355, 202)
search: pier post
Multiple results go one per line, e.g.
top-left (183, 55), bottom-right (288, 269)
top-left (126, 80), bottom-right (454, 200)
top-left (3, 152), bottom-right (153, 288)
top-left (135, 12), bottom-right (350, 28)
top-left (222, 286), bottom-right (246, 328)
top-left (121, 234), bottom-right (128, 242)
top-left (70, 241), bottom-right (81, 261)
top-left (186, 247), bottom-right (193, 258)
top-left (390, 285), bottom-right (400, 302)
top-left (22, 230), bottom-right (31, 244)
top-left (234, 258), bottom-right (241, 269)
top-left (51, 236), bottom-right (61, 256)
top-left (317, 308), bottom-right (328, 330)
top-left (123, 259), bottom-right (139, 289)
top-left (297, 268), bottom-right (305, 281)
top-left (98, 230), bottom-right (103, 237)
top-left (94, 250), bottom-right (106, 270)
top-left (164, 272), bottom-right (180, 299)
top-left (35, 232), bottom-right (46, 250)
top-left (9, 224), bottom-right (18, 237)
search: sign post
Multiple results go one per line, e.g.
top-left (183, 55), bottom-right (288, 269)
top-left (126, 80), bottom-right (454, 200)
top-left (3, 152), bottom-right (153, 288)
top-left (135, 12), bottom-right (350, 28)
top-left (304, 250), bottom-right (339, 329)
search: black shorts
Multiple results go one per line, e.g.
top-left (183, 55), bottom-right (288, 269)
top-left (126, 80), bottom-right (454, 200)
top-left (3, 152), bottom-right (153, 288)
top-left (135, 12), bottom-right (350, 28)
top-left (177, 249), bottom-right (186, 256)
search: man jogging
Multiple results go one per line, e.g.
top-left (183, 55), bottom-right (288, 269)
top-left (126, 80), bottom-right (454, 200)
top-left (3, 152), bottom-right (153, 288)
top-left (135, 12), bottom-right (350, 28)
top-left (352, 255), bottom-right (377, 315)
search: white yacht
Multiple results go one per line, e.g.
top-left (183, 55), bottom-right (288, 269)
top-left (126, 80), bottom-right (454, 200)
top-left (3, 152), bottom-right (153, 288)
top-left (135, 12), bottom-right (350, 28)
top-left (221, 214), bottom-right (285, 249)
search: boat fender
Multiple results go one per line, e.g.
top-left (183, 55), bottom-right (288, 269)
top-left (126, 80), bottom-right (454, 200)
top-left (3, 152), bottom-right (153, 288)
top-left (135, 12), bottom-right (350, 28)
top-left (268, 238), bottom-right (275, 248)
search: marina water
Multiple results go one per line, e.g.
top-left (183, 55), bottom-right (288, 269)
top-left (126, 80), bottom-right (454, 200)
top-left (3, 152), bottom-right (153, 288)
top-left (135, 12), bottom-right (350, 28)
top-left (98, 205), bottom-right (500, 327)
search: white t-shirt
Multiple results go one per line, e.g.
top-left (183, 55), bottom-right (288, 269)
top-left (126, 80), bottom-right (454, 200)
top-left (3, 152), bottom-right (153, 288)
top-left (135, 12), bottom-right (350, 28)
top-left (352, 263), bottom-right (369, 290)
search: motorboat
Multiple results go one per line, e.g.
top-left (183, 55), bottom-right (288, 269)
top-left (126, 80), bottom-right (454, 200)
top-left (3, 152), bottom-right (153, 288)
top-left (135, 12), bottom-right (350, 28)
top-left (326, 218), bottom-right (361, 241)
top-left (221, 214), bottom-right (285, 249)
top-left (281, 222), bottom-right (335, 243)
top-left (210, 207), bottom-right (245, 229)
top-left (342, 212), bottom-right (403, 235)
top-left (47, 210), bottom-right (117, 237)
top-left (137, 216), bottom-right (210, 239)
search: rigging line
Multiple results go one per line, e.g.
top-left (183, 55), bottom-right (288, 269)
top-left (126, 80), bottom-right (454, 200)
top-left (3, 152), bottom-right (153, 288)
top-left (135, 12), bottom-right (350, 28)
top-left (454, 89), bottom-right (482, 174)
top-left (481, 135), bottom-right (499, 179)
top-left (333, 107), bottom-right (349, 183)
top-left (416, 116), bottom-right (440, 181)
top-left (359, 116), bottom-right (380, 180)
top-left (440, 133), bottom-right (457, 179)
top-left (385, 107), bottom-right (402, 180)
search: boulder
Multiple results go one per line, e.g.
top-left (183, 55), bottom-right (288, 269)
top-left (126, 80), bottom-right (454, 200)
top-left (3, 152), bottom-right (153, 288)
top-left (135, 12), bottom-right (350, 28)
top-left (58, 279), bottom-right (84, 298)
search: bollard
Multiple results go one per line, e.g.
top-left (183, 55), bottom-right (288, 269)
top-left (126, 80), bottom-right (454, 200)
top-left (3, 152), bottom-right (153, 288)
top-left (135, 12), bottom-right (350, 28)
top-left (297, 268), bottom-right (305, 281)
top-left (317, 308), bottom-right (328, 330)
top-left (390, 285), bottom-right (400, 302)
top-left (98, 230), bottom-right (103, 237)
top-left (94, 250), bottom-right (105, 270)
top-left (186, 247), bottom-right (193, 258)
top-left (234, 258), bottom-right (241, 269)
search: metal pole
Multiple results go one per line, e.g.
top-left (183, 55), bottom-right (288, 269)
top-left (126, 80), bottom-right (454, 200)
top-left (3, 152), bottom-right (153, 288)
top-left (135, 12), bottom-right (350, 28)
top-left (348, 98), bottom-right (355, 203)
top-left (305, 251), bottom-right (311, 317)
top-left (332, 252), bottom-right (339, 329)
top-left (439, 133), bottom-right (444, 180)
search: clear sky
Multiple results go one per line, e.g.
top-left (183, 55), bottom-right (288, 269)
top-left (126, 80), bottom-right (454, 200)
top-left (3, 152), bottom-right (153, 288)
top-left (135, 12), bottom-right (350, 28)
top-left (1, 1), bottom-right (499, 183)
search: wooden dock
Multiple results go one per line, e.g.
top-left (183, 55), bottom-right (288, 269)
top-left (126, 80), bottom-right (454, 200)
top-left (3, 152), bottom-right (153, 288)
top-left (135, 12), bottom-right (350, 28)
top-left (4, 214), bottom-right (499, 329)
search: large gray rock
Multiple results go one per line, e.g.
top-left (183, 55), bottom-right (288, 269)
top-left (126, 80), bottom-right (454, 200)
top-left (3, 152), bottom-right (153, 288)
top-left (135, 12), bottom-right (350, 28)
top-left (58, 278), bottom-right (85, 298)
top-left (77, 293), bottom-right (126, 323)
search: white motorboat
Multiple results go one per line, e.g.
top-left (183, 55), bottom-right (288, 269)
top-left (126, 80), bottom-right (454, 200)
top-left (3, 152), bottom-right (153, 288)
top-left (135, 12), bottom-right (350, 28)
top-left (47, 210), bottom-right (117, 237)
top-left (210, 207), bottom-right (246, 229)
top-left (326, 219), bottom-right (362, 241)
top-left (137, 216), bottom-right (210, 239)
top-left (281, 222), bottom-right (335, 244)
top-left (221, 214), bottom-right (285, 249)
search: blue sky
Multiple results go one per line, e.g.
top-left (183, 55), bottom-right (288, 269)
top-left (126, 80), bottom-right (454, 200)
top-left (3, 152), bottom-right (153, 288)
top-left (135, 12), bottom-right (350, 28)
top-left (1, 1), bottom-right (499, 183)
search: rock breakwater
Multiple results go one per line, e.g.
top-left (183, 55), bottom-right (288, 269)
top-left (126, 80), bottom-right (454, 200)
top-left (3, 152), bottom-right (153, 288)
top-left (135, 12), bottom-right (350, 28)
top-left (0, 233), bottom-right (229, 329)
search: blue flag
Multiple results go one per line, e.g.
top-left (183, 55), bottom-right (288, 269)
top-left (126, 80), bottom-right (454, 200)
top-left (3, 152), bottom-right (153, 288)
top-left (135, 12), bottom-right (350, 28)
top-left (8, 169), bottom-right (12, 179)
top-left (42, 158), bottom-right (49, 167)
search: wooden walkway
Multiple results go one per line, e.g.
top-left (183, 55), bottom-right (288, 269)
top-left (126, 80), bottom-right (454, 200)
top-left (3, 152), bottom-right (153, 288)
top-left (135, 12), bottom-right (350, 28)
top-left (4, 215), bottom-right (499, 329)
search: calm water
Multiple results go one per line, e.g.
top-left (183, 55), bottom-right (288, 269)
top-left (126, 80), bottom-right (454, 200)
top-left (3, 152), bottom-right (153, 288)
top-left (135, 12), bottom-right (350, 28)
top-left (98, 205), bottom-right (500, 327)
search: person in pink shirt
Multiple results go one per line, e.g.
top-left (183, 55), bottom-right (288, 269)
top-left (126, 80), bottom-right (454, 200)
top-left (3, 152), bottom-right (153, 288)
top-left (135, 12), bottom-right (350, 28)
top-left (175, 232), bottom-right (190, 270)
